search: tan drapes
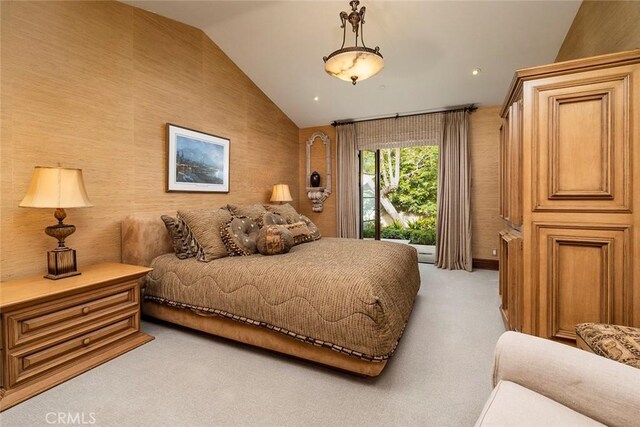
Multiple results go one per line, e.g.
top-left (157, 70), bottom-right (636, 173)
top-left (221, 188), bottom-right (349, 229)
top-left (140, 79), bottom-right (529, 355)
top-left (436, 110), bottom-right (472, 271)
top-left (355, 113), bottom-right (443, 150)
top-left (336, 124), bottom-right (359, 238)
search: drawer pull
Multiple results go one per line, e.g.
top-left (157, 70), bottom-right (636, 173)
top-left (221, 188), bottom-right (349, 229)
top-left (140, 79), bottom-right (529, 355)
top-left (82, 338), bottom-right (91, 346)
top-left (82, 307), bottom-right (90, 315)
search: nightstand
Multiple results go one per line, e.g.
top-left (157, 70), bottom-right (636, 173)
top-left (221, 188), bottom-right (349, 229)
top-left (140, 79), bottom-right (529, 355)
top-left (0, 263), bottom-right (153, 411)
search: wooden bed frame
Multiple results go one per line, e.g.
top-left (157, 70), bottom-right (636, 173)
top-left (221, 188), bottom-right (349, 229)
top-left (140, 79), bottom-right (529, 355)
top-left (121, 214), bottom-right (386, 377)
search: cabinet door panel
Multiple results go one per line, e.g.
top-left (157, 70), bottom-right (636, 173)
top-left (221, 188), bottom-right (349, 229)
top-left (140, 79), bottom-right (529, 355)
top-left (508, 236), bottom-right (523, 332)
top-left (508, 101), bottom-right (523, 226)
top-left (499, 123), bottom-right (506, 219)
top-left (500, 230), bottom-right (523, 331)
top-left (500, 115), bottom-right (510, 220)
top-left (531, 70), bottom-right (632, 212)
top-left (499, 231), bottom-right (509, 324)
top-left (536, 224), bottom-right (630, 341)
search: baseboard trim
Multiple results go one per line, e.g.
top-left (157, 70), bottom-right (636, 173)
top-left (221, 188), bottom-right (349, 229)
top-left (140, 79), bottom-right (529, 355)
top-left (473, 258), bottom-right (499, 270)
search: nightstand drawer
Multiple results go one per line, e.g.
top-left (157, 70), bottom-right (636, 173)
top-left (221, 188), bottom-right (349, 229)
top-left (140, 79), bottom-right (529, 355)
top-left (7, 312), bottom-right (138, 387)
top-left (5, 281), bottom-right (138, 349)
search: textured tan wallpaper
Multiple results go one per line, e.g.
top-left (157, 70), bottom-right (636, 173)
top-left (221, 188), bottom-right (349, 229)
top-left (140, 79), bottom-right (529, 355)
top-left (556, 1), bottom-right (640, 62)
top-left (0, 2), bottom-right (299, 280)
top-left (469, 106), bottom-right (502, 261)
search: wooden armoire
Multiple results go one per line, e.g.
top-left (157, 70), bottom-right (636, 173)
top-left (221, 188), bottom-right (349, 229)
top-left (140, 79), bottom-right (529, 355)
top-left (499, 49), bottom-right (640, 344)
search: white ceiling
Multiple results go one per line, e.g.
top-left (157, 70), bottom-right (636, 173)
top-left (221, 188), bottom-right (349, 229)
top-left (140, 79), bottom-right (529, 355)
top-left (125, 1), bottom-right (582, 128)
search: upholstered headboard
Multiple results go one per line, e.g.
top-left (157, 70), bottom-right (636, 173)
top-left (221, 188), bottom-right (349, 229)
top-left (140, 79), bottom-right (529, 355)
top-left (121, 214), bottom-right (173, 267)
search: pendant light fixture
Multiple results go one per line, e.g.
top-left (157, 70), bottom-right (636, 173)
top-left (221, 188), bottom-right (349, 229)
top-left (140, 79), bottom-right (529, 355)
top-left (323, 0), bottom-right (384, 85)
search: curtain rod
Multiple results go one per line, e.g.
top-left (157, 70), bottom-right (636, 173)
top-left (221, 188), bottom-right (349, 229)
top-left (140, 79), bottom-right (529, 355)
top-left (331, 103), bottom-right (477, 127)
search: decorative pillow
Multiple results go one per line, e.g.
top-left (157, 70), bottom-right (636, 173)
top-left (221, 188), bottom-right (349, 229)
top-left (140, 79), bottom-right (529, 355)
top-left (177, 208), bottom-right (233, 262)
top-left (285, 221), bottom-right (314, 245)
top-left (256, 225), bottom-right (294, 255)
top-left (228, 204), bottom-right (269, 226)
top-left (160, 215), bottom-right (200, 259)
top-left (220, 216), bottom-right (260, 256)
top-left (262, 212), bottom-right (287, 226)
top-left (264, 203), bottom-right (301, 224)
top-left (575, 323), bottom-right (640, 369)
top-left (299, 214), bottom-right (321, 240)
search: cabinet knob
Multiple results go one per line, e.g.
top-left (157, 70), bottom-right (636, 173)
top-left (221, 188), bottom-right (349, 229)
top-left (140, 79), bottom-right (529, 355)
top-left (82, 307), bottom-right (90, 315)
top-left (82, 338), bottom-right (91, 346)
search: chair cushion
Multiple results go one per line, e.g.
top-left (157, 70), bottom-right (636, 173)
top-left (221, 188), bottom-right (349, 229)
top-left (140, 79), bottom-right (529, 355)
top-left (475, 381), bottom-right (604, 427)
top-left (575, 323), bottom-right (640, 369)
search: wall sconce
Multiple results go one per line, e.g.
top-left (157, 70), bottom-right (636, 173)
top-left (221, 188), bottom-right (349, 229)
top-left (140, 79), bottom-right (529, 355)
top-left (306, 131), bottom-right (331, 212)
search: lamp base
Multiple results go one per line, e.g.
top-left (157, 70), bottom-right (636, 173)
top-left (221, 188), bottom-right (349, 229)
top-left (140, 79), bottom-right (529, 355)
top-left (45, 247), bottom-right (81, 280)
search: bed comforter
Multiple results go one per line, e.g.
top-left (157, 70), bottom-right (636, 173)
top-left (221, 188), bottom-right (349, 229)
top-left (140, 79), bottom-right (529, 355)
top-left (144, 237), bottom-right (421, 361)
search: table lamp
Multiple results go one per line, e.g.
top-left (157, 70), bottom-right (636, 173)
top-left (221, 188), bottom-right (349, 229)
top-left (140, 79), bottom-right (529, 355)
top-left (270, 184), bottom-right (292, 205)
top-left (19, 166), bottom-right (93, 279)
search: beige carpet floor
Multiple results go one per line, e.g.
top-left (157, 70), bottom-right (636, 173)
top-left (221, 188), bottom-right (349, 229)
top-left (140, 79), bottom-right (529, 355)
top-left (1, 264), bottom-right (504, 427)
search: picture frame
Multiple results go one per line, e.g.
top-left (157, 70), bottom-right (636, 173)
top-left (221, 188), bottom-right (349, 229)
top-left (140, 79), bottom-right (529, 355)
top-left (166, 123), bottom-right (230, 193)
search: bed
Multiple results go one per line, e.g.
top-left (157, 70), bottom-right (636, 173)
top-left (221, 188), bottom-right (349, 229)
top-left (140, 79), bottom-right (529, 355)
top-left (121, 213), bottom-right (421, 376)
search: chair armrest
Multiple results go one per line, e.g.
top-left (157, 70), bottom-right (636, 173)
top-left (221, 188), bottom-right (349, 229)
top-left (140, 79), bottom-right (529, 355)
top-left (493, 332), bottom-right (640, 427)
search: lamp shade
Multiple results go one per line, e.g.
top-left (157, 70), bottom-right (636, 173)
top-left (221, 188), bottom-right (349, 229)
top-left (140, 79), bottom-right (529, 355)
top-left (19, 166), bottom-right (93, 208)
top-left (270, 184), bottom-right (293, 202)
top-left (324, 47), bottom-right (384, 84)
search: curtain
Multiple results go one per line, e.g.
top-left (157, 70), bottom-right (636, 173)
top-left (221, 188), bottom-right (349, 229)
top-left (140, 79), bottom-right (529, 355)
top-left (355, 113), bottom-right (443, 150)
top-left (436, 110), bottom-right (472, 271)
top-left (336, 123), bottom-right (359, 238)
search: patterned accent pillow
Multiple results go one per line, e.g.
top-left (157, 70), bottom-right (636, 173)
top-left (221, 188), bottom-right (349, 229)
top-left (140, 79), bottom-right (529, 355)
top-left (228, 204), bottom-right (268, 226)
top-left (178, 208), bottom-right (233, 262)
top-left (256, 225), bottom-right (294, 255)
top-left (299, 214), bottom-right (321, 240)
top-left (264, 203), bottom-right (301, 224)
top-left (576, 323), bottom-right (640, 369)
top-left (160, 215), bottom-right (200, 259)
top-left (285, 221), bottom-right (314, 245)
top-left (220, 216), bottom-right (260, 256)
top-left (261, 212), bottom-right (287, 227)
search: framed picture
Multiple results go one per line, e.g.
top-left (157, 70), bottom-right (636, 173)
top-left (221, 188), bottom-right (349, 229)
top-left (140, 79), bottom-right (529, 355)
top-left (167, 123), bottom-right (230, 193)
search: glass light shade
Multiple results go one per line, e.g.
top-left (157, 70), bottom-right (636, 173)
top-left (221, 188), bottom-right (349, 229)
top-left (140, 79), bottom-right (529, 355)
top-left (270, 184), bottom-right (293, 202)
top-left (324, 47), bottom-right (384, 84)
top-left (19, 166), bottom-right (93, 208)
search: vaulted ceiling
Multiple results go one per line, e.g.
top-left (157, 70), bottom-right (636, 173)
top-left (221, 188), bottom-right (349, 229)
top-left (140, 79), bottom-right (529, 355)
top-left (125, 1), bottom-right (582, 127)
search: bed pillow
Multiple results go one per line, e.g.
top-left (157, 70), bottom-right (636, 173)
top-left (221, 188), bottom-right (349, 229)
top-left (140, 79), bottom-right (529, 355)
top-left (256, 225), bottom-right (294, 255)
top-left (220, 216), bottom-right (260, 256)
top-left (262, 212), bottom-right (287, 226)
top-left (160, 215), bottom-right (200, 259)
top-left (178, 208), bottom-right (233, 262)
top-left (228, 204), bottom-right (269, 226)
top-left (265, 203), bottom-right (301, 224)
top-left (285, 221), bottom-right (314, 245)
top-left (299, 214), bottom-right (321, 240)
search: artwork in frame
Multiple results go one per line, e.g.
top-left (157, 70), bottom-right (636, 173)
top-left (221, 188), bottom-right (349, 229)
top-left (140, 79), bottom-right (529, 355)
top-left (167, 124), bottom-right (230, 193)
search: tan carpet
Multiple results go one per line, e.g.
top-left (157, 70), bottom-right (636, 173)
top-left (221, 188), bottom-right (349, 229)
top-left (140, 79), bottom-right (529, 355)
top-left (1, 264), bottom-right (503, 426)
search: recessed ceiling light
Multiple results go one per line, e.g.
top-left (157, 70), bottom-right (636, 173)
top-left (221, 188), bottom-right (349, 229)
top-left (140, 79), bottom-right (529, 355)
top-left (472, 68), bottom-right (481, 76)
top-left (314, 96), bottom-right (319, 101)
top-left (379, 85), bottom-right (386, 89)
